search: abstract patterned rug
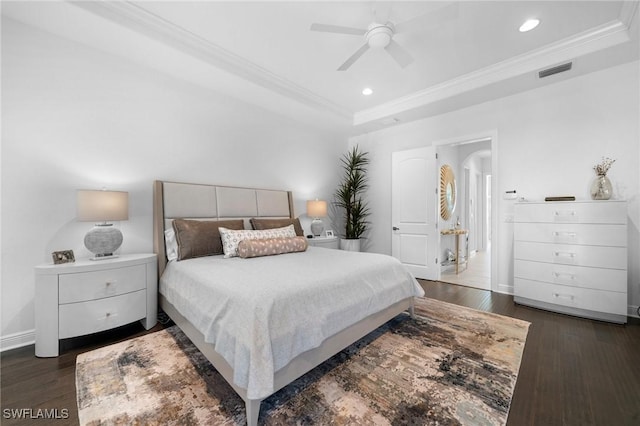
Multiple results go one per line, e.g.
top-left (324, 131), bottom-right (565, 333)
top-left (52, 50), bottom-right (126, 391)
top-left (76, 298), bottom-right (529, 425)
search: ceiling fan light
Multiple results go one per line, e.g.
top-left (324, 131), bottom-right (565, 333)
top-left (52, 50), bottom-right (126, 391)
top-left (366, 24), bottom-right (393, 48)
top-left (519, 18), bottom-right (540, 32)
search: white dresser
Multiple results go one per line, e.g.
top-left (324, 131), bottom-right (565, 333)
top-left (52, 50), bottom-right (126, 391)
top-left (35, 253), bottom-right (157, 357)
top-left (514, 200), bottom-right (627, 323)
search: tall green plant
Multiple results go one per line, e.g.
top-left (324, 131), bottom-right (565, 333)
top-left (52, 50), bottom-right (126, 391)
top-left (334, 146), bottom-right (370, 239)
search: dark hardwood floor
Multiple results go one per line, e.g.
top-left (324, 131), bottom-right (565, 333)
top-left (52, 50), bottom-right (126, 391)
top-left (2, 281), bottom-right (639, 425)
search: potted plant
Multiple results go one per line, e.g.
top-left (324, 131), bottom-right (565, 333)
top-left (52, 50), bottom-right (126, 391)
top-left (334, 146), bottom-right (370, 251)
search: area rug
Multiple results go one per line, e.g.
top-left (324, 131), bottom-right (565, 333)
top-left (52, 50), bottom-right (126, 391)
top-left (76, 298), bottom-right (529, 425)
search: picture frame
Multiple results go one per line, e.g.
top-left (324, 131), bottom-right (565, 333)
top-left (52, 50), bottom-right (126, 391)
top-left (325, 229), bottom-right (335, 238)
top-left (52, 249), bottom-right (75, 265)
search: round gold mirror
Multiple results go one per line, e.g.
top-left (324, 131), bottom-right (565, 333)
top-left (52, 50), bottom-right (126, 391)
top-left (440, 164), bottom-right (456, 220)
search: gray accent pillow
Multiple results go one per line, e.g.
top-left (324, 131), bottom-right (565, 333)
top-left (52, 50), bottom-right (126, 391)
top-left (172, 219), bottom-right (244, 261)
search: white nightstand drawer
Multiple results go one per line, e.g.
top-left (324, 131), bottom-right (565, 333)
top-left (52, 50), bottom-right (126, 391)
top-left (514, 241), bottom-right (626, 270)
top-left (514, 223), bottom-right (626, 247)
top-left (307, 237), bottom-right (339, 249)
top-left (59, 290), bottom-right (147, 339)
top-left (514, 278), bottom-right (626, 315)
top-left (514, 260), bottom-right (627, 292)
top-left (59, 265), bottom-right (146, 304)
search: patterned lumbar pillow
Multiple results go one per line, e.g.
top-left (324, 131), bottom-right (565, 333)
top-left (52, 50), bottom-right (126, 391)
top-left (237, 236), bottom-right (308, 258)
top-left (218, 225), bottom-right (297, 258)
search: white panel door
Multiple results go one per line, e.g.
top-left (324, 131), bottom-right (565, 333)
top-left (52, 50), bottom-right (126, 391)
top-left (391, 147), bottom-right (439, 280)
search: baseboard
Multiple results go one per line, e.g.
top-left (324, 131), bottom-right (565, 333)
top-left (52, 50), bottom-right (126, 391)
top-left (628, 305), bottom-right (640, 319)
top-left (1, 329), bottom-right (35, 352)
top-left (496, 283), bottom-right (513, 295)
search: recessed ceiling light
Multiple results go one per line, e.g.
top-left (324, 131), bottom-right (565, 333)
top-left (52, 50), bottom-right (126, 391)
top-left (519, 18), bottom-right (540, 32)
top-left (362, 87), bottom-right (373, 96)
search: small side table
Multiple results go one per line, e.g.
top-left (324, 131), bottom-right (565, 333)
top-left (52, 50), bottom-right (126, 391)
top-left (34, 253), bottom-right (157, 357)
top-left (440, 229), bottom-right (469, 274)
top-left (307, 236), bottom-right (339, 250)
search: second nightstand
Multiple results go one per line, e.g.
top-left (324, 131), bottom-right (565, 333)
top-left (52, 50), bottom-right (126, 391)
top-left (307, 236), bottom-right (339, 249)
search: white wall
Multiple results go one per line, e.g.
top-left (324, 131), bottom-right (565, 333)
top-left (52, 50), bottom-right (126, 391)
top-left (1, 19), bottom-right (347, 347)
top-left (350, 61), bottom-right (640, 315)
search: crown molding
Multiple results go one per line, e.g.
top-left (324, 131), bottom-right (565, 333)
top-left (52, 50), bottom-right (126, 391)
top-left (70, 0), bottom-right (351, 119)
top-left (619, 0), bottom-right (639, 28)
top-left (354, 17), bottom-right (633, 126)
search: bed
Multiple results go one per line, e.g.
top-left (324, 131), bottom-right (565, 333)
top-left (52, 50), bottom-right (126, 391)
top-left (152, 180), bottom-right (424, 425)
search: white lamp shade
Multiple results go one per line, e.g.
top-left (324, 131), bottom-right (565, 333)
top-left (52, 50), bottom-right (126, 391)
top-left (307, 199), bottom-right (327, 218)
top-left (77, 190), bottom-right (129, 222)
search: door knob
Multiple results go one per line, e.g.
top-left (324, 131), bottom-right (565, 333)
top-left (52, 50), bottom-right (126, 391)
top-left (393, 226), bottom-right (400, 231)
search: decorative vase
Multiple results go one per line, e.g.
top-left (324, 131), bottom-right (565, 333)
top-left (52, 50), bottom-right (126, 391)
top-left (340, 238), bottom-right (361, 252)
top-left (590, 174), bottom-right (612, 200)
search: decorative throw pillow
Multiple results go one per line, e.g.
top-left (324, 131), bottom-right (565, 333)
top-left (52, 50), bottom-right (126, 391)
top-left (219, 224), bottom-right (297, 258)
top-left (237, 236), bottom-right (308, 258)
top-left (172, 219), bottom-right (244, 261)
top-left (164, 228), bottom-right (178, 262)
top-left (250, 217), bottom-right (304, 237)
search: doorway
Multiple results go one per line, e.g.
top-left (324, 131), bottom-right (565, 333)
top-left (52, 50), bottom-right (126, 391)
top-left (437, 139), bottom-right (492, 290)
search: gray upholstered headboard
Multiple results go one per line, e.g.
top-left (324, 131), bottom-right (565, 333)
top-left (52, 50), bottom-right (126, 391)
top-left (153, 180), bottom-right (295, 276)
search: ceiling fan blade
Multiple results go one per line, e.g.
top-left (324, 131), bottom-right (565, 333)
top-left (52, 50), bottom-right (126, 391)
top-left (310, 23), bottom-right (367, 36)
top-left (394, 2), bottom-right (459, 34)
top-left (337, 44), bottom-right (370, 71)
top-left (385, 40), bottom-right (414, 68)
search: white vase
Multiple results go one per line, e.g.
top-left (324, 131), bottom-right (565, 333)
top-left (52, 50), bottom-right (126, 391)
top-left (340, 238), bottom-right (361, 252)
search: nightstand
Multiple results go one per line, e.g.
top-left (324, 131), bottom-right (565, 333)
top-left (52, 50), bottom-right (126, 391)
top-left (35, 253), bottom-right (157, 357)
top-left (307, 236), bottom-right (339, 249)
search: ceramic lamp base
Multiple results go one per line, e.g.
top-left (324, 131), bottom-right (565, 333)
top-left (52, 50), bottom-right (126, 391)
top-left (310, 218), bottom-right (324, 237)
top-left (84, 224), bottom-right (123, 260)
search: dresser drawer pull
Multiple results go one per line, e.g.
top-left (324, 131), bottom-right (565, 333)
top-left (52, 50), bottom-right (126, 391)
top-left (553, 272), bottom-right (576, 280)
top-left (553, 232), bottom-right (577, 237)
top-left (554, 251), bottom-right (576, 258)
top-left (553, 293), bottom-right (575, 300)
top-left (103, 312), bottom-right (117, 319)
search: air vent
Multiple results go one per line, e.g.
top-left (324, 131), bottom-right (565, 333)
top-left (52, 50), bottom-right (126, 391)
top-left (539, 62), bottom-right (572, 78)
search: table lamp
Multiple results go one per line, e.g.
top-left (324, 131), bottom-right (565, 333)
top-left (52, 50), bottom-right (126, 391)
top-left (306, 199), bottom-right (327, 237)
top-left (77, 190), bottom-right (129, 260)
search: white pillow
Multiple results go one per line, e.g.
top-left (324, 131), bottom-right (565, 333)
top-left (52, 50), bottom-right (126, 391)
top-left (164, 228), bottom-right (178, 262)
top-left (219, 224), bottom-right (296, 258)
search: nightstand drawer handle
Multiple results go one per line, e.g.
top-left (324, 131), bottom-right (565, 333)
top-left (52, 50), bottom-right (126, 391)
top-left (392, 226), bottom-right (400, 231)
top-left (105, 281), bottom-right (117, 287)
top-left (553, 293), bottom-right (575, 300)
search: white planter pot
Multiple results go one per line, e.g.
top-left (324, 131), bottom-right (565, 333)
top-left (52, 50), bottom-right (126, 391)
top-left (340, 238), bottom-right (361, 252)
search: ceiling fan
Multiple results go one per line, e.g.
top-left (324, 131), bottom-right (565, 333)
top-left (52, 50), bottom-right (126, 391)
top-left (310, 3), bottom-right (458, 71)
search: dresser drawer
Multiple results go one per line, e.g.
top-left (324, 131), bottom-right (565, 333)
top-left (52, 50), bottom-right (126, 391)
top-left (514, 241), bottom-right (626, 270)
top-left (59, 265), bottom-right (146, 304)
top-left (514, 260), bottom-right (627, 292)
top-left (514, 278), bottom-right (626, 316)
top-left (514, 201), bottom-right (626, 224)
top-left (514, 223), bottom-right (626, 247)
top-left (59, 290), bottom-right (147, 339)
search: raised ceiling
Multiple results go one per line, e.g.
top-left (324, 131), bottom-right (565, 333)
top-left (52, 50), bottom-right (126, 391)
top-left (3, 1), bottom-right (639, 134)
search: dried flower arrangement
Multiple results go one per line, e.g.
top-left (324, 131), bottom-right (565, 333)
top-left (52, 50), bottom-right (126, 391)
top-left (593, 157), bottom-right (615, 176)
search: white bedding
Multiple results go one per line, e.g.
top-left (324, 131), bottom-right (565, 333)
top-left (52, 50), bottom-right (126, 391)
top-left (159, 246), bottom-right (424, 399)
